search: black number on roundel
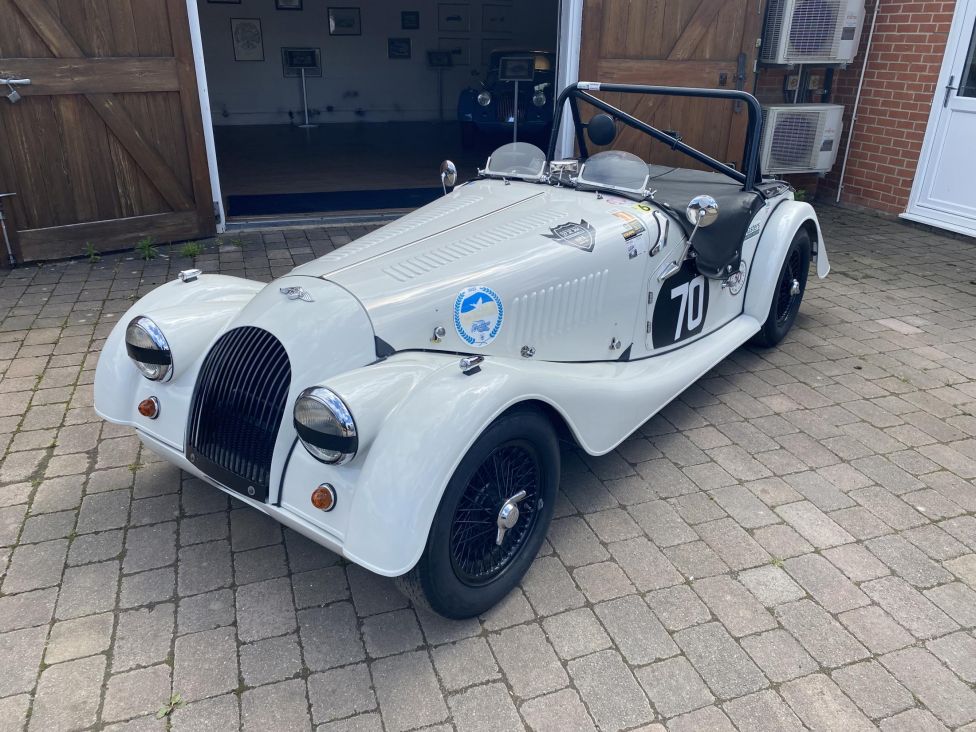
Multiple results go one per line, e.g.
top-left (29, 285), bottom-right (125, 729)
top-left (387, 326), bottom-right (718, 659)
top-left (651, 262), bottom-right (710, 349)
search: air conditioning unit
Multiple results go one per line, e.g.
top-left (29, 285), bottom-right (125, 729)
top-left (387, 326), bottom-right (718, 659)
top-left (761, 0), bottom-right (865, 64)
top-left (760, 104), bottom-right (844, 174)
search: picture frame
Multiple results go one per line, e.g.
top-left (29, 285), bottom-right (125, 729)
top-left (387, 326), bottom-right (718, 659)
top-left (275, 0), bottom-right (302, 9)
top-left (481, 4), bottom-right (512, 33)
top-left (437, 3), bottom-right (470, 32)
top-left (281, 47), bottom-right (321, 77)
top-left (401, 11), bottom-right (420, 30)
top-left (231, 18), bottom-right (264, 62)
top-left (388, 37), bottom-right (411, 60)
top-left (427, 50), bottom-right (454, 67)
top-left (328, 7), bottom-right (361, 36)
top-left (498, 56), bottom-right (534, 82)
top-left (438, 37), bottom-right (471, 66)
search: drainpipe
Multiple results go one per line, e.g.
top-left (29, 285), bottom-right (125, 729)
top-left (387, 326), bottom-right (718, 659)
top-left (836, 0), bottom-right (881, 203)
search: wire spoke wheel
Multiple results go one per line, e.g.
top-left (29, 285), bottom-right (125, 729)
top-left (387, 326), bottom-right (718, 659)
top-left (449, 441), bottom-right (541, 586)
top-left (775, 247), bottom-right (803, 325)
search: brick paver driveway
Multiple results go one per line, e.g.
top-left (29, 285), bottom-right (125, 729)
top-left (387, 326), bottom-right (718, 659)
top-left (1, 206), bottom-right (976, 731)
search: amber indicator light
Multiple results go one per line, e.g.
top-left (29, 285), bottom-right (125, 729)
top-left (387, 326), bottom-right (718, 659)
top-left (311, 484), bottom-right (336, 511)
top-left (138, 397), bottom-right (159, 419)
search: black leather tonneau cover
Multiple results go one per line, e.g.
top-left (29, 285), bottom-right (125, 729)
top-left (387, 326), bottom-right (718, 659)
top-left (647, 165), bottom-right (764, 278)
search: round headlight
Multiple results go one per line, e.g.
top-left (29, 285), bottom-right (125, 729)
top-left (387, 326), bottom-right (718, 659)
top-left (477, 91), bottom-right (491, 107)
top-left (125, 316), bottom-right (172, 381)
top-left (532, 91), bottom-right (546, 108)
top-left (294, 387), bottom-right (358, 465)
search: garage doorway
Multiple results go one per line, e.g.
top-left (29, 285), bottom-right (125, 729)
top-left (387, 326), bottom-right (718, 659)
top-left (194, 0), bottom-right (560, 222)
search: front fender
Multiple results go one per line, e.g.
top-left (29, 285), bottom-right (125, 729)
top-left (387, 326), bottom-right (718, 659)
top-left (341, 353), bottom-right (555, 575)
top-left (94, 275), bottom-right (263, 444)
top-left (744, 200), bottom-right (828, 322)
top-left (457, 88), bottom-right (477, 120)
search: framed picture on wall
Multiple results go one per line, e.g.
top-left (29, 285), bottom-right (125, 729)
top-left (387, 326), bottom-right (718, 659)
top-left (438, 4), bottom-right (470, 32)
top-left (276, 0), bottom-right (302, 9)
top-left (282, 47), bottom-right (321, 76)
top-left (438, 37), bottom-right (470, 65)
top-left (231, 18), bottom-right (264, 61)
top-left (427, 50), bottom-right (454, 67)
top-left (388, 38), bottom-right (411, 60)
top-left (481, 4), bottom-right (512, 33)
top-left (328, 7), bottom-right (362, 36)
top-left (401, 11), bottom-right (420, 30)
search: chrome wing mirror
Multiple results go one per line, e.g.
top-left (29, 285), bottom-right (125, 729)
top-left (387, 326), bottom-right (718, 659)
top-left (439, 160), bottom-right (458, 195)
top-left (685, 195), bottom-right (719, 243)
top-left (658, 194), bottom-right (720, 282)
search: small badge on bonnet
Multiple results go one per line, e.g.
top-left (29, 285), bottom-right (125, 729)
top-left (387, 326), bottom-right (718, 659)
top-left (280, 286), bottom-right (314, 302)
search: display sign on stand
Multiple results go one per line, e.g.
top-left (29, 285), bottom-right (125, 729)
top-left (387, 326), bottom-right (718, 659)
top-left (282, 47), bottom-right (322, 129)
top-left (498, 56), bottom-right (535, 143)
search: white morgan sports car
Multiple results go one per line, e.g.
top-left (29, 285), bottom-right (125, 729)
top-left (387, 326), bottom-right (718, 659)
top-left (95, 83), bottom-right (829, 617)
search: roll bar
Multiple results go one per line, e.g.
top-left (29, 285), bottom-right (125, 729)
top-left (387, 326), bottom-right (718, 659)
top-left (546, 82), bottom-right (764, 191)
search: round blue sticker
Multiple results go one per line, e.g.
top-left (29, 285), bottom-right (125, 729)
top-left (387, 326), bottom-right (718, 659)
top-left (454, 286), bottom-right (504, 347)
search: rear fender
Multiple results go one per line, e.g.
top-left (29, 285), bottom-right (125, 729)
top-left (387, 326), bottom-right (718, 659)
top-left (744, 200), bottom-right (828, 322)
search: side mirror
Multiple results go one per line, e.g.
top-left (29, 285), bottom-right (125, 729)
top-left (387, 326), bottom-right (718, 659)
top-left (440, 160), bottom-right (457, 195)
top-left (586, 113), bottom-right (616, 146)
top-left (685, 195), bottom-right (719, 228)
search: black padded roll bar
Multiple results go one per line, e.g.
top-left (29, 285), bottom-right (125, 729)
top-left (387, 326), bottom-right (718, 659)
top-left (546, 82), bottom-right (764, 191)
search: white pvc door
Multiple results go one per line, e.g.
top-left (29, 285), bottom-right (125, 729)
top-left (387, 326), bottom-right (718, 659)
top-left (907, 0), bottom-right (976, 236)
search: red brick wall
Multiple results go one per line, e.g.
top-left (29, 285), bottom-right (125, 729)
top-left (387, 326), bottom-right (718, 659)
top-left (749, 1), bottom-right (955, 215)
top-left (819, 0), bottom-right (956, 213)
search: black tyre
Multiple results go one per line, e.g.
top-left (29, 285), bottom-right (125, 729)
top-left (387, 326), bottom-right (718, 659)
top-left (460, 122), bottom-right (478, 149)
top-left (395, 408), bottom-right (559, 618)
top-left (752, 228), bottom-right (811, 347)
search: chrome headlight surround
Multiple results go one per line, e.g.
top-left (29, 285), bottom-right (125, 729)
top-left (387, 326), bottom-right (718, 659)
top-left (294, 387), bottom-right (358, 465)
top-left (477, 90), bottom-right (492, 107)
top-left (532, 91), bottom-right (546, 107)
top-left (124, 316), bottom-right (173, 382)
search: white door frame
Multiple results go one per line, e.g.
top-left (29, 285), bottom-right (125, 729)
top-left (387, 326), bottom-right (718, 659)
top-left (186, 0), bottom-right (226, 233)
top-left (187, 0), bottom-right (580, 227)
top-left (556, 0), bottom-right (584, 157)
top-left (903, 0), bottom-right (975, 237)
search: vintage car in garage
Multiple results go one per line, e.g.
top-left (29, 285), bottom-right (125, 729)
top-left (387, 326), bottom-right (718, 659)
top-left (95, 82), bottom-right (828, 618)
top-left (457, 49), bottom-right (556, 148)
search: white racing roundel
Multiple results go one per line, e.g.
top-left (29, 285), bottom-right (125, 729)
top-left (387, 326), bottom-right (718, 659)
top-left (454, 286), bottom-right (504, 347)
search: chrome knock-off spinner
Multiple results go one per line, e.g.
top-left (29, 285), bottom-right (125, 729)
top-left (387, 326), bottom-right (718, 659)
top-left (495, 490), bottom-right (527, 546)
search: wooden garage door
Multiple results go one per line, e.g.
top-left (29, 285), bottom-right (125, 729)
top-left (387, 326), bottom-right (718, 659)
top-left (0, 0), bottom-right (214, 263)
top-left (579, 0), bottom-right (765, 170)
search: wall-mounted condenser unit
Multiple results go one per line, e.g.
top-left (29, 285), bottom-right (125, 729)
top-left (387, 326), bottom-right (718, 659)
top-left (761, 0), bottom-right (866, 64)
top-left (760, 104), bottom-right (845, 174)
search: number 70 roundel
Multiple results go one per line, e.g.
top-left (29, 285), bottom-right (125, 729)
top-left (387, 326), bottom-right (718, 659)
top-left (651, 260), bottom-right (710, 349)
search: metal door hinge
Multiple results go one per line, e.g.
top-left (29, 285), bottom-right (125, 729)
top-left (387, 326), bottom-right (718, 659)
top-left (646, 321), bottom-right (653, 334)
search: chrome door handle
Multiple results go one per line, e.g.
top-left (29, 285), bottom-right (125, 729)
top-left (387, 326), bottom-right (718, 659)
top-left (944, 75), bottom-right (957, 107)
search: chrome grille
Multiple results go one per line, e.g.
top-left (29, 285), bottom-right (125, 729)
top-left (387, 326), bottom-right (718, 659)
top-left (495, 93), bottom-right (526, 123)
top-left (186, 327), bottom-right (291, 501)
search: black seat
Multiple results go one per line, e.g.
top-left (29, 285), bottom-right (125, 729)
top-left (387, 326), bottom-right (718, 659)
top-left (646, 166), bottom-right (764, 279)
